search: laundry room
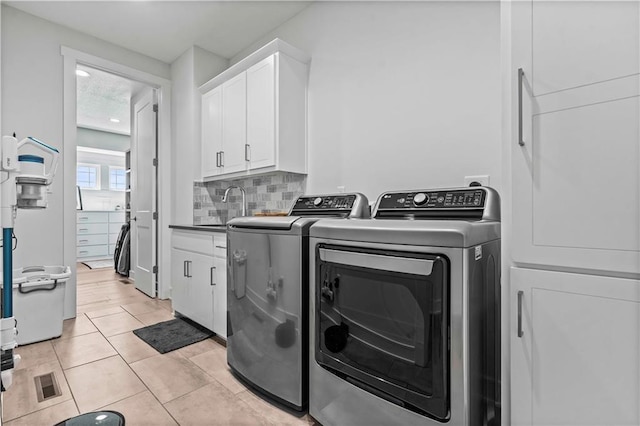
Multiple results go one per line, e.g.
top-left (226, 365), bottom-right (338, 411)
top-left (0, 1), bottom-right (637, 426)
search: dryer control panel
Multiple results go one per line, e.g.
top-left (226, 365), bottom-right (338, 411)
top-left (373, 187), bottom-right (499, 221)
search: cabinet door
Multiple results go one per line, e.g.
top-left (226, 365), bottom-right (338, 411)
top-left (170, 248), bottom-right (191, 316)
top-left (189, 252), bottom-right (215, 331)
top-left (211, 255), bottom-right (227, 338)
top-left (511, 1), bottom-right (640, 274)
top-left (246, 54), bottom-right (275, 170)
top-left (511, 267), bottom-right (640, 426)
top-left (202, 86), bottom-right (223, 178)
top-left (221, 72), bottom-right (247, 174)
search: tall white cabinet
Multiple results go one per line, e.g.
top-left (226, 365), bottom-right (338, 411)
top-left (200, 39), bottom-right (310, 181)
top-left (508, 2), bottom-right (640, 425)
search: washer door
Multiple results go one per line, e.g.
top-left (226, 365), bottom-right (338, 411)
top-left (315, 244), bottom-right (450, 421)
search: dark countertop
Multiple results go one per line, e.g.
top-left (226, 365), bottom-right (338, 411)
top-left (169, 224), bottom-right (227, 233)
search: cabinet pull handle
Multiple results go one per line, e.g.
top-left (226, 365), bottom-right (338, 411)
top-left (210, 266), bottom-right (216, 286)
top-left (79, 240), bottom-right (88, 243)
top-left (245, 144), bottom-right (250, 161)
top-left (215, 245), bottom-right (226, 249)
top-left (79, 251), bottom-right (88, 254)
top-left (79, 217), bottom-right (88, 221)
top-left (220, 151), bottom-right (224, 167)
top-left (187, 261), bottom-right (192, 278)
top-left (79, 228), bottom-right (88, 231)
top-left (183, 260), bottom-right (187, 277)
top-left (517, 290), bottom-right (524, 338)
top-left (215, 152), bottom-right (220, 167)
top-left (518, 68), bottom-right (525, 147)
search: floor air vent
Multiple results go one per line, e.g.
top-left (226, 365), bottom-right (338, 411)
top-left (34, 372), bottom-right (61, 402)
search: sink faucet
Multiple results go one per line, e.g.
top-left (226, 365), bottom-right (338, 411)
top-left (222, 185), bottom-right (247, 217)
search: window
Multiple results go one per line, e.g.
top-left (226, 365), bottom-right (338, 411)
top-left (109, 167), bottom-right (126, 191)
top-left (77, 164), bottom-right (100, 190)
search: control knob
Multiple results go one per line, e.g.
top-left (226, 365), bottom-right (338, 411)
top-left (413, 193), bottom-right (429, 206)
top-left (313, 197), bottom-right (323, 207)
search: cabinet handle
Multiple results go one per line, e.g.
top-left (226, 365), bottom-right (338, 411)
top-left (215, 245), bottom-right (226, 249)
top-left (245, 144), bottom-right (250, 161)
top-left (216, 151), bottom-right (220, 168)
top-left (518, 68), bottom-right (525, 147)
top-left (187, 261), bottom-right (192, 278)
top-left (79, 217), bottom-right (89, 221)
top-left (210, 266), bottom-right (216, 286)
top-left (79, 251), bottom-right (88, 254)
top-left (517, 290), bottom-right (524, 338)
top-left (220, 151), bottom-right (224, 167)
top-left (79, 240), bottom-right (88, 243)
top-left (79, 228), bottom-right (88, 232)
top-left (183, 260), bottom-right (187, 277)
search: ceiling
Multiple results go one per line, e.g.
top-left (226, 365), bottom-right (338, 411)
top-left (6, 1), bottom-right (312, 135)
top-left (76, 64), bottom-right (148, 135)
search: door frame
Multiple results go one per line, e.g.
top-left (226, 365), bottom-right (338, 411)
top-left (62, 46), bottom-right (173, 317)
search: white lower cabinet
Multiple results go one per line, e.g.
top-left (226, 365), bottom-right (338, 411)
top-left (511, 267), bottom-right (640, 426)
top-left (212, 234), bottom-right (227, 339)
top-left (170, 230), bottom-right (227, 337)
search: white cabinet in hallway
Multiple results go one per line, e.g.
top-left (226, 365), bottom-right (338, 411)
top-left (511, 0), bottom-right (640, 276)
top-left (170, 229), bottom-right (226, 338)
top-left (510, 267), bottom-right (640, 426)
top-left (77, 211), bottom-right (125, 260)
top-left (200, 39), bottom-right (310, 181)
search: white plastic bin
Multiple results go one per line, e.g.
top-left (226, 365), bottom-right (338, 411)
top-left (1, 266), bottom-right (71, 345)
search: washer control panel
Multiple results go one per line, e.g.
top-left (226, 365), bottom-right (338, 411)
top-left (290, 193), bottom-right (371, 218)
top-left (294, 195), bottom-right (357, 210)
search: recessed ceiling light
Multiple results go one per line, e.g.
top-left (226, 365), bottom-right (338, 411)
top-left (109, 118), bottom-right (120, 123)
top-left (76, 69), bottom-right (90, 77)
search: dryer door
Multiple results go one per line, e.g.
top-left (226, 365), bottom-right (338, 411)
top-left (315, 244), bottom-right (450, 421)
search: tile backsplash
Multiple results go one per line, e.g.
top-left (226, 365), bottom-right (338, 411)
top-left (193, 172), bottom-right (307, 225)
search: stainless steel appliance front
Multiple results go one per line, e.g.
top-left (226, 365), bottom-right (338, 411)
top-left (226, 193), bottom-right (370, 411)
top-left (308, 187), bottom-right (501, 426)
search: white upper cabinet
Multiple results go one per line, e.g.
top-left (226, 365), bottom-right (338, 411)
top-left (221, 72), bottom-right (248, 175)
top-left (246, 55), bottom-right (276, 170)
top-left (511, 0), bottom-right (640, 275)
top-left (201, 86), bottom-right (222, 177)
top-left (200, 39), bottom-right (310, 181)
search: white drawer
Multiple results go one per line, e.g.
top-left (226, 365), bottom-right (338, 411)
top-left (77, 245), bottom-right (108, 258)
top-left (109, 211), bottom-right (126, 223)
top-left (77, 223), bottom-right (108, 235)
top-left (109, 223), bottom-right (125, 234)
top-left (77, 212), bottom-right (108, 223)
top-left (77, 234), bottom-right (108, 246)
top-left (172, 230), bottom-right (214, 256)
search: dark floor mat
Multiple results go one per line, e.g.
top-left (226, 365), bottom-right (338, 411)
top-left (133, 318), bottom-right (214, 354)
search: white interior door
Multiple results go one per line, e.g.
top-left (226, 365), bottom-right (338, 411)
top-left (131, 88), bottom-right (157, 297)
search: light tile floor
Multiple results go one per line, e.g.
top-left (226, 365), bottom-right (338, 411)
top-left (3, 263), bottom-right (316, 425)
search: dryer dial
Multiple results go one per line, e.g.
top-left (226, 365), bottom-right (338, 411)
top-left (413, 193), bottom-right (429, 206)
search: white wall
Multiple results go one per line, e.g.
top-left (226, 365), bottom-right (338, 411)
top-left (1, 5), bottom-right (169, 318)
top-left (232, 1), bottom-right (502, 202)
top-left (171, 46), bottom-right (227, 224)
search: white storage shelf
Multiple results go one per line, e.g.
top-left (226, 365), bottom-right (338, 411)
top-left (171, 229), bottom-right (227, 339)
top-left (77, 211), bottom-right (126, 260)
